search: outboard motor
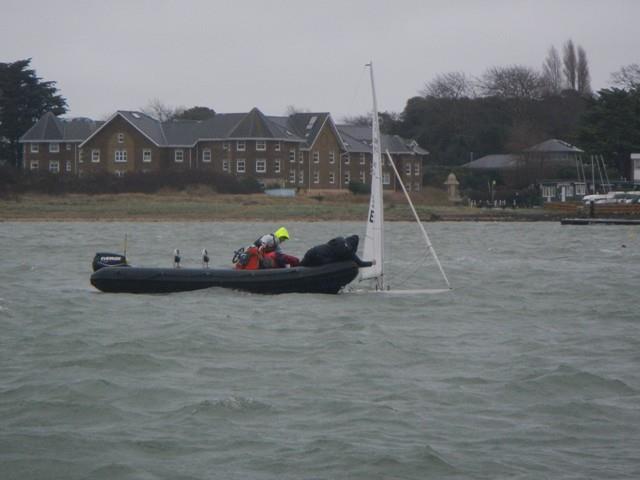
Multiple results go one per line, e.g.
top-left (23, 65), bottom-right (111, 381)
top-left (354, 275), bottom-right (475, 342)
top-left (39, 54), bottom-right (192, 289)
top-left (92, 252), bottom-right (128, 272)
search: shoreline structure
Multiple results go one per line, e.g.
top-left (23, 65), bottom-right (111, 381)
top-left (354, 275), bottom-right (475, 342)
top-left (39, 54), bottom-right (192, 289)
top-left (0, 192), bottom-right (566, 222)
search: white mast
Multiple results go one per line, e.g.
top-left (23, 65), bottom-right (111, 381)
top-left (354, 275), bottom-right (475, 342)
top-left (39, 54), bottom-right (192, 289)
top-left (360, 62), bottom-right (385, 290)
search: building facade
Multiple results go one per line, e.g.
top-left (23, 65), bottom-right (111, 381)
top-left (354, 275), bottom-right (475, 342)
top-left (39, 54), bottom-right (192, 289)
top-left (20, 108), bottom-right (428, 191)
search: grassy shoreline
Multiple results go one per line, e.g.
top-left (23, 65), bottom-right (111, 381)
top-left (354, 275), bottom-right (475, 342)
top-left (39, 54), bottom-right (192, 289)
top-left (0, 191), bottom-right (562, 222)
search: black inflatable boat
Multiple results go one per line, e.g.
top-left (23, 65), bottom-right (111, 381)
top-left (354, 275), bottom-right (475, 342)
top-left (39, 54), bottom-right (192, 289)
top-left (90, 253), bottom-right (358, 294)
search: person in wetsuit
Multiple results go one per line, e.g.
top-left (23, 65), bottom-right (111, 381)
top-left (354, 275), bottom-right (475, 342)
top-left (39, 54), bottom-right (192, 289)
top-left (300, 235), bottom-right (373, 267)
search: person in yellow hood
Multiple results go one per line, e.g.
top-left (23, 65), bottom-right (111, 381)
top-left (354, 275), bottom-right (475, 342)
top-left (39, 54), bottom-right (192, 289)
top-left (254, 227), bottom-right (299, 267)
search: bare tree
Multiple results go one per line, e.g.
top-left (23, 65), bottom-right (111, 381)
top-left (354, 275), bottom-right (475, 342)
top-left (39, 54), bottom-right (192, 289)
top-left (421, 72), bottom-right (476, 99)
top-left (576, 46), bottom-right (591, 95)
top-left (610, 63), bottom-right (640, 89)
top-left (141, 98), bottom-right (184, 121)
top-left (480, 65), bottom-right (542, 99)
top-left (563, 39), bottom-right (577, 90)
top-left (541, 46), bottom-right (563, 95)
top-left (285, 105), bottom-right (311, 115)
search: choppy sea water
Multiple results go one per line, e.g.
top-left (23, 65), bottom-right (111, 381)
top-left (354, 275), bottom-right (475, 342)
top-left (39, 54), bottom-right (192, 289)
top-left (0, 221), bottom-right (639, 480)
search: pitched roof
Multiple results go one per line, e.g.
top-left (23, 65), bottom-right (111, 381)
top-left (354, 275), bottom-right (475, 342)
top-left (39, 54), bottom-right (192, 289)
top-left (336, 125), bottom-right (429, 155)
top-left (20, 112), bottom-right (101, 142)
top-left (524, 139), bottom-right (584, 153)
top-left (461, 154), bottom-right (523, 170)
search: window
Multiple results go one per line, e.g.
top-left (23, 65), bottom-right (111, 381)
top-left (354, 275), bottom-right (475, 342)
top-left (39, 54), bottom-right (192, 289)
top-left (405, 163), bottom-right (412, 175)
top-left (542, 185), bottom-right (556, 199)
top-left (66, 144), bottom-right (71, 151)
top-left (299, 170), bottom-right (304, 184)
top-left (223, 159), bottom-right (229, 172)
top-left (275, 159), bottom-right (281, 173)
top-left (344, 153), bottom-right (350, 165)
top-left (30, 160), bottom-right (39, 170)
top-left (30, 144), bottom-right (39, 153)
top-left (79, 149), bottom-right (84, 163)
top-left (237, 141), bottom-right (246, 152)
top-left (66, 161), bottom-right (72, 172)
top-left (143, 149), bottom-right (152, 163)
top-left (174, 150), bottom-right (184, 163)
top-left (115, 170), bottom-right (125, 177)
top-left (49, 143), bottom-right (59, 153)
top-left (236, 159), bottom-right (245, 173)
top-left (313, 151), bottom-right (320, 163)
top-left (289, 149), bottom-right (296, 162)
top-left (223, 142), bottom-right (230, 151)
top-left (360, 170), bottom-right (366, 183)
top-left (202, 149), bottom-right (211, 163)
top-left (256, 159), bottom-right (266, 173)
top-left (49, 160), bottom-right (60, 173)
top-left (414, 164), bottom-right (420, 176)
top-left (299, 151), bottom-right (304, 164)
top-left (115, 150), bottom-right (128, 163)
top-left (274, 141), bottom-right (281, 152)
top-left (329, 172), bottom-right (335, 184)
top-left (344, 172), bottom-right (350, 184)
top-left (117, 133), bottom-right (124, 143)
top-left (360, 153), bottom-right (365, 165)
top-left (313, 170), bottom-right (320, 184)
top-left (382, 172), bottom-right (391, 185)
top-left (575, 183), bottom-right (586, 196)
top-left (256, 140), bottom-right (266, 151)
top-left (91, 149), bottom-right (100, 163)
top-left (407, 183), bottom-right (412, 192)
top-left (288, 170), bottom-right (296, 183)
top-left (329, 151), bottom-right (335, 164)
top-left (414, 183), bottom-right (421, 191)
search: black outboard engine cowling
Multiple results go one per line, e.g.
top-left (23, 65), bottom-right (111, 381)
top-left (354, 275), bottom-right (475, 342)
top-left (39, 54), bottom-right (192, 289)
top-left (92, 252), bottom-right (128, 272)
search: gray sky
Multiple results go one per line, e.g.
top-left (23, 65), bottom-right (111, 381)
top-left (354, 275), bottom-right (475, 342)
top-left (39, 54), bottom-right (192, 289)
top-left (3, 0), bottom-right (638, 121)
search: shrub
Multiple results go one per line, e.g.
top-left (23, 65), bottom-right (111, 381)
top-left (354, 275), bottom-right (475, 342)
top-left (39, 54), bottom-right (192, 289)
top-left (348, 181), bottom-right (371, 195)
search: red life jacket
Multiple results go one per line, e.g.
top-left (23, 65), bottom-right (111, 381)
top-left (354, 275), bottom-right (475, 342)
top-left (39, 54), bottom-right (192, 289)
top-left (234, 246), bottom-right (261, 270)
top-left (261, 250), bottom-right (279, 269)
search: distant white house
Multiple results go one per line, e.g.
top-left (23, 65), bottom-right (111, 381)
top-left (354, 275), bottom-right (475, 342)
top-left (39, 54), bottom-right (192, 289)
top-left (631, 153), bottom-right (640, 183)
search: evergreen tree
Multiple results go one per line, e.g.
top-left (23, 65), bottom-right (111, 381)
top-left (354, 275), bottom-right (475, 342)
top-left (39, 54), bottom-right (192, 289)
top-left (0, 59), bottom-right (67, 167)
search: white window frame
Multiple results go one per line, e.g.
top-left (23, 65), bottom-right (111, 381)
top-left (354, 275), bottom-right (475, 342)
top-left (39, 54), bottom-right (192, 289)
top-left (313, 151), bottom-right (320, 163)
top-left (30, 160), bottom-right (39, 170)
top-left (66, 161), bottom-right (72, 172)
top-left (30, 144), bottom-right (39, 153)
top-left (329, 151), bottom-right (335, 164)
top-left (542, 185), bottom-right (556, 200)
top-left (299, 151), bottom-right (304, 164)
top-left (237, 141), bottom-right (246, 152)
top-left (360, 170), bottom-right (366, 183)
top-left (256, 159), bottom-right (266, 173)
top-left (49, 160), bottom-right (60, 173)
top-left (115, 170), bottom-right (125, 177)
top-left (289, 149), bottom-right (296, 162)
top-left (202, 149), bottom-right (212, 163)
top-left (329, 172), bottom-right (335, 184)
top-left (223, 142), bottom-right (230, 151)
top-left (174, 149), bottom-right (184, 163)
top-left (275, 159), bottom-right (281, 173)
top-left (344, 153), bottom-right (350, 165)
top-left (222, 159), bottom-right (229, 172)
top-left (91, 149), bottom-right (100, 163)
top-left (405, 163), bottom-right (412, 175)
top-left (256, 140), bottom-right (266, 151)
top-left (360, 152), bottom-right (365, 165)
top-left (66, 144), bottom-right (71, 151)
top-left (236, 159), bottom-right (246, 173)
top-left (344, 172), bottom-right (350, 184)
top-left (49, 143), bottom-right (60, 153)
top-left (382, 172), bottom-right (391, 185)
top-left (79, 149), bottom-right (84, 163)
top-left (407, 183), bottom-right (412, 192)
top-left (117, 133), bottom-right (124, 143)
top-left (274, 141), bottom-right (281, 152)
top-left (414, 183), bottom-right (421, 191)
top-left (299, 169), bottom-right (304, 184)
top-left (115, 150), bottom-right (128, 163)
top-left (575, 183), bottom-right (586, 196)
top-left (143, 149), bottom-right (152, 163)
top-left (414, 164), bottom-right (420, 176)
top-left (288, 170), bottom-right (296, 183)
top-left (313, 170), bottom-right (320, 184)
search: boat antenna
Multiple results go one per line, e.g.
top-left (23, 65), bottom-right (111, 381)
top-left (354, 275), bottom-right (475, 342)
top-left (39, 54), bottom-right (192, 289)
top-left (123, 233), bottom-right (128, 258)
